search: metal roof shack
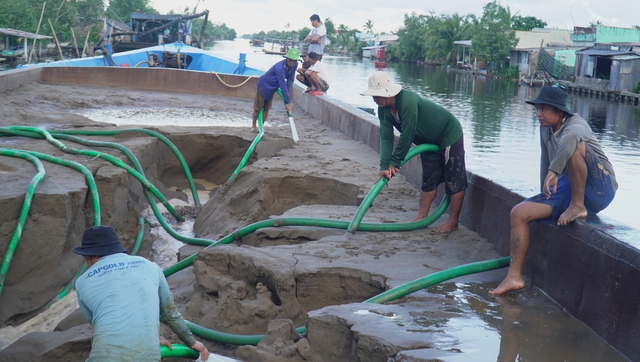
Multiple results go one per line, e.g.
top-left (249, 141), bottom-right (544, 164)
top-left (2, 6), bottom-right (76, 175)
top-left (1, 28), bottom-right (53, 63)
top-left (0, 28), bottom-right (53, 40)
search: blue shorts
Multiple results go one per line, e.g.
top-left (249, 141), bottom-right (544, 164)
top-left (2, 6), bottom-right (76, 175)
top-left (525, 144), bottom-right (616, 223)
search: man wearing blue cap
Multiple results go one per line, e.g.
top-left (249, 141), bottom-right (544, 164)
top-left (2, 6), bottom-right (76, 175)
top-left (490, 85), bottom-right (617, 295)
top-left (74, 225), bottom-right (210, 361)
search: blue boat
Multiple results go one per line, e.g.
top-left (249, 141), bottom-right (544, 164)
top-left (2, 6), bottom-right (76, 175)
top-left (18, 42), bottom-right (264, 76)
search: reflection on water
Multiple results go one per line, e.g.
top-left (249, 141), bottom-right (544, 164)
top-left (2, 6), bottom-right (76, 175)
top-left (425, 282), bottom-right (629, 362)
top-left (207, 39), bottom-right (640, 235)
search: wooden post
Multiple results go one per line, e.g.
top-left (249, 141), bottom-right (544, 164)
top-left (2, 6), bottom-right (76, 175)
top-left (82, 29), bottom-right (91, 58)
top-left (28, 2), bottom-right (46, 64)
top-left (48, 19), bottom-right (64, 60)
top-left (531, 39), bottom-right (544, 87)
top-left (71, 28), bottom-right (80, 58)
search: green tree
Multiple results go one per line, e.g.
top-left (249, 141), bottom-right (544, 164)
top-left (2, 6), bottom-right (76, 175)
top-left (363, 20), bottom-right (374, 34)
top-left (297, 27), bottom-right (311, 42)
top-left (331, 27), bottom-right (358, 55)
top-left (472, 1), bottom-right (518, 73)
top-left (108, 0), bottom-right (154, 25)
top-left (425, 13), bottom-right (476, 65)
top-left (0, 0), bottom-right (37, 46)
top-left (511, 15), bottom-right (547, 31)
top-left (396, 11), bottom-right (435, 62)
top-left (324, 17), bottom-right (335, 38)
top-left (0, 0), bottom-right (106, 44)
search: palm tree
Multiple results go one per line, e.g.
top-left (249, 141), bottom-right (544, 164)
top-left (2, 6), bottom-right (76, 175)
top-left (333, 30), bottom-right (358, 56)
top-left (363, 20), bottom-right (374, 34)
top-left (425, 13), bottom-right (475, 65)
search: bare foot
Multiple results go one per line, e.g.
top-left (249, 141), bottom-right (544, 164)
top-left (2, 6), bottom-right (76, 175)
top-left (251, 127), bottom-right (259, 133)
top-left (489, 276), bottom-right (525, 296)
top-left (432, 223), bottom-right (458, 234)
top-left (557, 204), bottom-right (587, 226)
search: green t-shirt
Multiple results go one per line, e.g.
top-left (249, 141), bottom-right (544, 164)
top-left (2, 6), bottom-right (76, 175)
top-left (378, 89), bottom-right (463, 170)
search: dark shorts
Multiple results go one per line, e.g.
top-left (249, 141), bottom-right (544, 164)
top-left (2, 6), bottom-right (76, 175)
top-left (525, 144), bottom-right (616, 223)
top-left (318, 77), bottom-right (329, 92)
top-left (419, 134), bottom-right (468, 194)
top-left (253, 89), bottom-right (273, 113)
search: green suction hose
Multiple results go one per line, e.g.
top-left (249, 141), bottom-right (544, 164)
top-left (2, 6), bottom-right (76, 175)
top-left (163, 195), bottom-right (449, 278)
top-left (347, 143), bottom-right (443, 234)
top-left (0, 149), bottom-right (46, 299)
top-left (180, 256), bottom-right (511, 346)
top-left (0, 127), bottom-right (183, 222)
top-left (51, 128), bottom-right (201, 206)
top-left (365, 257), bottom-right (511, 303)
top-left (228, 109), bottom-right (264, 182)
top-left (48, 132), bottom-right (185, 223)
top-left (160, 344), bottom-right (200, 359)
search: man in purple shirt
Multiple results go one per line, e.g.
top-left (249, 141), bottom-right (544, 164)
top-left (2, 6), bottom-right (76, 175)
top-left (251, 48), bottom-right (301, 132)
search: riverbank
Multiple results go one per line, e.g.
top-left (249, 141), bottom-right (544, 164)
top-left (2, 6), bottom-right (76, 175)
top-left (0, 68), bottom-right (637, 361)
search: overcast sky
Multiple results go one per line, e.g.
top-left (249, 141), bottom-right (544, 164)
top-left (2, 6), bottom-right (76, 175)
top-left (149, 0), bottom-right (640, 36)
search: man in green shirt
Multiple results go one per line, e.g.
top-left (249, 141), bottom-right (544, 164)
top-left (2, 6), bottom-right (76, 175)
top-left (361, 72), bottom-right (467, 233)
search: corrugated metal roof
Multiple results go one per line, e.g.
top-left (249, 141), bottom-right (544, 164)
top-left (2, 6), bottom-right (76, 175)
top-left (0, 28), bottom-right (52, 40)
top-left (577, 48), bottom-right (631, 56)
top-left (454, 40), bottom-right (472, 46)
top-left (612, 54), bottom-right (640, 61)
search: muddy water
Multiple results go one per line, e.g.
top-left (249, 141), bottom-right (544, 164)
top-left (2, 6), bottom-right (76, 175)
top-left (421, 282), bottom-right (629, 361)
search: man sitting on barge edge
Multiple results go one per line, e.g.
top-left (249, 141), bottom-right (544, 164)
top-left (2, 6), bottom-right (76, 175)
top-left (490, 85), bottom-right (618, 296)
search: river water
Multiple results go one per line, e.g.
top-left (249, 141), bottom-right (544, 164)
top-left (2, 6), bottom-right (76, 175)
top-left (207, 39), bottom-right (640, 244)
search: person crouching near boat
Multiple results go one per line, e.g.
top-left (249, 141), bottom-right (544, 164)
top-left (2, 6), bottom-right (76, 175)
top-left (251, 48), bottom-right (301, 133)
top-left (298, 52), bottom-right (330, 96)
top-left (490, 85), bottom-right (617, 296)
top-left (360, 71), bottom-right (468, 233)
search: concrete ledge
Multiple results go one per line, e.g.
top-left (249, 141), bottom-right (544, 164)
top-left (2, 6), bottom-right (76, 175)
top-left (293, 89), bottom-right (640, 361)
top-left (40, 67), bottom-right (259, 98)
top-left (0, 67), bottom-right (42, 93)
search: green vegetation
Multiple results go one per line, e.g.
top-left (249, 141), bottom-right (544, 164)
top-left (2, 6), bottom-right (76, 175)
top-left (511, 15), bottom-right (547, 31)
top-left (1, 0), bottom-right (549, 75)
top-left (0, 0), bottom-right (106, 45)
top-left (471, 1), bottom-right (519, 74)
top-left (631, 81), bottom-right (640, 94)
top-left (0, 0), bottom-right (238, 47)
top-left (247, 17), bottom-right (363, 56)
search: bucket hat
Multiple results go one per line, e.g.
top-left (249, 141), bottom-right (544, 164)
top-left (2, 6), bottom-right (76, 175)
top-left (525, 85), bottom-right (574, 116)
top-left (283, 48), bottom-right (302, 61)
top-left (360, 71), bottom-right (402, 97)
top-left (73, 225), bottom-right (127, 256)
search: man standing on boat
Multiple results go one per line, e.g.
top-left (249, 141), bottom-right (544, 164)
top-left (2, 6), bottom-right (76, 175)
top-left (490, 85), bottom-right (617, 296)
top-left (305, 14), bottom-right (326, 61)
top-left (361, 71), bottom-right (468, 233)
top-left (252, 48), bottom-right (301, 132)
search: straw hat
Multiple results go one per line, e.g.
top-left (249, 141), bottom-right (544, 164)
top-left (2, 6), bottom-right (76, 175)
top-left (360, 71), bottom-right (402, 97)
top-left (525, 85), bottom-right (574, 116)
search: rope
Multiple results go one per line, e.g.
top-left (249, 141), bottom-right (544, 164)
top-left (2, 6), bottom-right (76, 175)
top-left (210, 72), bottom-right (254, 88)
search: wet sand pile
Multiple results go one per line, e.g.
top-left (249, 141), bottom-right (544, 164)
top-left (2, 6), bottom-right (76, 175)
top-left (0, 81), bottom-right (509, 361)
